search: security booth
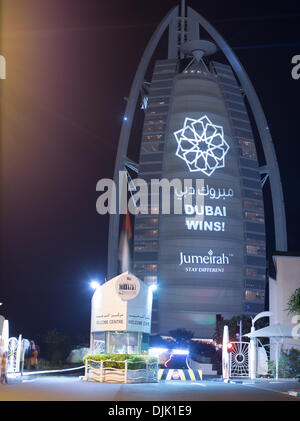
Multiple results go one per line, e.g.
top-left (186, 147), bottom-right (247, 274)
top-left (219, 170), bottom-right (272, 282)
top-left (90, 272), bottom-right (153, 355)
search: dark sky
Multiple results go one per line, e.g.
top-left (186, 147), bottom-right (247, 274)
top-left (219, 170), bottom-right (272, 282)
top-left (1, 0), bottom-right (300, 344)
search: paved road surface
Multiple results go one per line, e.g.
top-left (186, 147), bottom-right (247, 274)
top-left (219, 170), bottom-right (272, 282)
top-left (0, 375), bottom-right (299, 401)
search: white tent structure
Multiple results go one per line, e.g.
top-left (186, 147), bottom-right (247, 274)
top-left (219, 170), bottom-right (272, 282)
top-left (244, 323), bottom-right (294, 380)
top-left (245, 323), bottom-right (293, 339)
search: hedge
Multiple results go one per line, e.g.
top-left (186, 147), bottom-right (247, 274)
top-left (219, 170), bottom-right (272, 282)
top-left (83, 354), bottom-right (158, 370)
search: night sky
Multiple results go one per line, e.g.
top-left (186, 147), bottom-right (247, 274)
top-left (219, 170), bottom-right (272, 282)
top-left (1, 0), bottom-right (300, 344)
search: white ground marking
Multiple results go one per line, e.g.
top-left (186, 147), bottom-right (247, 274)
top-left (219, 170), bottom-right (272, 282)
top-left (241, 383), bottom-right (298, 398)
top-left (167, 382), bottom-right (206, 387)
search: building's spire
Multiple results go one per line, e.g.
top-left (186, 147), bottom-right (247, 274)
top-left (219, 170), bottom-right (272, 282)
top-left (181, 0), bottom-right (186, 18)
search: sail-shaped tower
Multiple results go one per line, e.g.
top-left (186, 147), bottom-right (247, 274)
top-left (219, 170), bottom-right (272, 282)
top-left (107, 2), bottom-right (287, 337)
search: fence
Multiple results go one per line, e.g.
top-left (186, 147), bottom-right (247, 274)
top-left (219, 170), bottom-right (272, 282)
top-left (84, 358), bottom-right (158, 383)
top-left (229, 341), bottom-right (250, 378)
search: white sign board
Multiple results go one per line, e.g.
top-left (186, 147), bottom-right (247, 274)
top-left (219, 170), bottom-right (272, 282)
top-left (90, 272), bottom-right (153, 334)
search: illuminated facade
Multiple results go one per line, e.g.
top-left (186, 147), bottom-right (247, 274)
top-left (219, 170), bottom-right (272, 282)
top-left (107, 3), bottom-right (287, 337)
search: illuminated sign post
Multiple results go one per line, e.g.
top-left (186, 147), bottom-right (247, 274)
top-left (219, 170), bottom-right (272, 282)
top-left (90, 272), bottom-right (154, 354)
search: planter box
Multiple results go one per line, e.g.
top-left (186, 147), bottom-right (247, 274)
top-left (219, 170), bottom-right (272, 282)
top-left (84, 359), bottom-right (158, 383)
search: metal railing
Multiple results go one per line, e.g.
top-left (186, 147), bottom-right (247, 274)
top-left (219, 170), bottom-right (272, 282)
top-left (258, 341), bottom-right (300, 379)
top-left (229, 341), bottom-right (250, 378)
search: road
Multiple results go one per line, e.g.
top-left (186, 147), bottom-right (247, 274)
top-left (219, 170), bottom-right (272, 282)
top-left (0, 374), bottom-right (299, 401)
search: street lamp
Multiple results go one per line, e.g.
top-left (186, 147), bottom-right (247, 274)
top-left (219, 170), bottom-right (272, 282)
top-left (90, 280), bottom-right (100, 290)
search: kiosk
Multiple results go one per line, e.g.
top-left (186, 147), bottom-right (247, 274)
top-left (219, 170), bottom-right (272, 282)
top-left (90, 272), bottom-right (153, 355)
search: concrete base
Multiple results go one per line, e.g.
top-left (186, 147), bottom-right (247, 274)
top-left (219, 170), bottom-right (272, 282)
top-left (288, 390), bottom-right (300, 397)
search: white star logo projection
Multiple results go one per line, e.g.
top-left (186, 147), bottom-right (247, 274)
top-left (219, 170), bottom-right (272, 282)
top-left (174, 116), bottom-right (230, 176)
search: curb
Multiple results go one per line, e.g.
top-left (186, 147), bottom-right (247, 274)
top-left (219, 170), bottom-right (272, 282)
top-left (223, 379), bottom-right (300, 385)
top-left (288, 390), bottom-right (300, 397)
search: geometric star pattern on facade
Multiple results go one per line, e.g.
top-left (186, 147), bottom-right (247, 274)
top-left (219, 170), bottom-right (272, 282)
top-left (174, 115), bottom-right (230, 176)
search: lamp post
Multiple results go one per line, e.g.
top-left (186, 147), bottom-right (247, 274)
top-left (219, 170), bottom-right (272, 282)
top-left (89, 279), bottom-right (101, 352)
top-left (90, 279), bottom-right (101, 290)
top-left (149, 284), bottom-right (157, 292)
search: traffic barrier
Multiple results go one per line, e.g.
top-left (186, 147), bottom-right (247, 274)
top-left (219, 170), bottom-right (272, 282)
top-left (20, 366), bottom-right (85, 376)
top-left (158, 368), bottom-right (202, 381)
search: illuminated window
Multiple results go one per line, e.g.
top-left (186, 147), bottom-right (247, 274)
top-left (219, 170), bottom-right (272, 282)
top-left (144, 124), bottom-right (165, 133)
top-left (147, 117), bottom-right (166, 126)
top-left (244, 200), bottom-right (264, 212)
top-left (148, 105), bottom-right (168, 114)
top-left (245, 267), bottom-right (265, 280)
top-left (135, 218), bottom-right (159, 228)
top-left (148, 98), bottom-right (169, 107)
top-left (245, 290), bottom-right (265, 302)
top-left (138, 206), bottom-right (159, 215)
top-left (134, 264), bottom-right (157, 274)
top-left (144, 276), bottom-right (158, 284)
top-left (144, 134), bottom-right (163, 141)
top-left (135, 229), bottom-right (158, 240)
top-left (134, 241), bottom-right (158, 251)
top-left (243, 189), bottom-right (263, 200)
top-left (245, 211), bottom-right (264, 223)
top-left (238, 139), bottom-right (257, 159)
top-left (246, 245), bottom-right (265, 256)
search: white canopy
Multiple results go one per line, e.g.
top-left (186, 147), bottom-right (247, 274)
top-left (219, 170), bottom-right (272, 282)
top-left (244, 323), bottom-right (293, 339)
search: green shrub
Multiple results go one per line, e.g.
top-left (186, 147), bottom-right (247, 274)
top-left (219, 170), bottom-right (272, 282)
top-left (34, 358), bottom-right (52, 370)
top-left (83, 354), bottom-right (158, 370)
top-left (29, 358), bottom-right (80, 371)
top-left (41, 329), bottom-right (71, 364)
top-left (268, 348), bottom-right (300, 378)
